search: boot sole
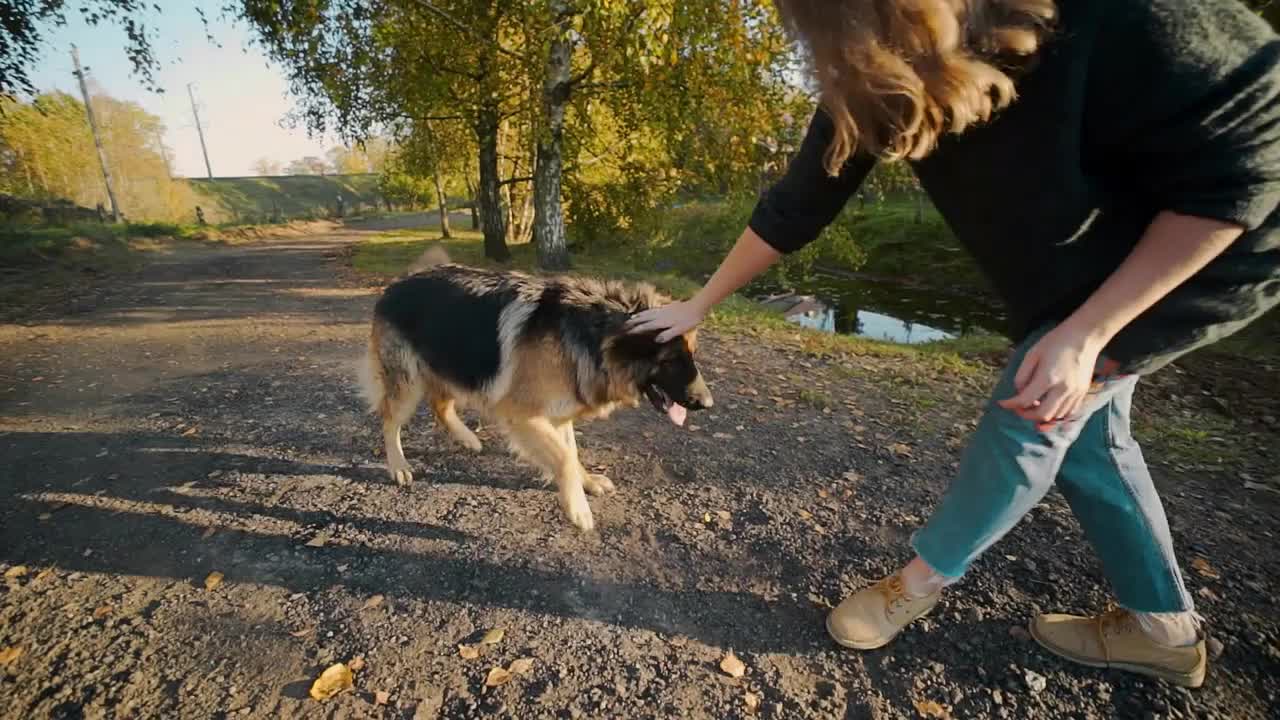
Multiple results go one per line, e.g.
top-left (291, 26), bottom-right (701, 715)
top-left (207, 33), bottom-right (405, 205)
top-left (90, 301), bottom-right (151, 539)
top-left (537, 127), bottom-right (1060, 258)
top-left (1028, 620), bottom-right (1206, 688)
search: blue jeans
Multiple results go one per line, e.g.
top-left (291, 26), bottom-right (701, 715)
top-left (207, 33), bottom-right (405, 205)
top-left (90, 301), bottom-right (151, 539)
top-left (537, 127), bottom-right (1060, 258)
top-left (912, 329), bottom-right (1194, 613)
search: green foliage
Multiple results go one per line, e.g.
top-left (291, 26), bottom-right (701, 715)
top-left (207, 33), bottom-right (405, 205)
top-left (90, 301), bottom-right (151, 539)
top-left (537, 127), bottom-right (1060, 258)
top-left (0, 91), bottom-right (196, 221)
top-left (378, 171), bottom-right (433, 208)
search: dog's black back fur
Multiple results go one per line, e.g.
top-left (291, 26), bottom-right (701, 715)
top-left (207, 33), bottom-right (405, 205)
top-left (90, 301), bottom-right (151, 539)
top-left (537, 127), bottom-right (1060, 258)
top-left (375, 271), bottom-right (518, 391)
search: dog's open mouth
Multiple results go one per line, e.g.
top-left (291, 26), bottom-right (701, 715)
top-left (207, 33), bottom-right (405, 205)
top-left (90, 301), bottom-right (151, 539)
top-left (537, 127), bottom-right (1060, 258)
top-left (643, 384), bottom-right (687, 427)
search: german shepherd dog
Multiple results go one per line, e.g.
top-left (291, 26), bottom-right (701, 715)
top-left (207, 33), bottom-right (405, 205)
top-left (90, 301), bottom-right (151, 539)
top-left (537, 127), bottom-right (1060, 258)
top-left (359, 248), bottom-right (713, 531)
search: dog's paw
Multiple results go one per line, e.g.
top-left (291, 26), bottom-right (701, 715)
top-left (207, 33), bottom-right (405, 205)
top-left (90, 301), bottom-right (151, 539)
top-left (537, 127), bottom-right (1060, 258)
top-left (388, 462), bottom-right (414, 486)
top-left (582, 473), bottom-right (616, 496)
top-left (559, 490), bottom-right (595, 532)
top-left (459, 434), bottom-right (483, 453)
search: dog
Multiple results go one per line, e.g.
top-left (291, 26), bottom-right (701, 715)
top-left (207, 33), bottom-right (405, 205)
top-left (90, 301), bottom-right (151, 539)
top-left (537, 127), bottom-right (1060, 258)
top-left (358, 247), bottom-right (713, 530)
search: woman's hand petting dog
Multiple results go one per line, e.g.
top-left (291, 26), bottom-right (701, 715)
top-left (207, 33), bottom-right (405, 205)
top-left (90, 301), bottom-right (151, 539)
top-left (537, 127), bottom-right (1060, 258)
top-left (626, 300), bottom-right (708, 343)
top-left (998, 323), bottom-right (1104, 429)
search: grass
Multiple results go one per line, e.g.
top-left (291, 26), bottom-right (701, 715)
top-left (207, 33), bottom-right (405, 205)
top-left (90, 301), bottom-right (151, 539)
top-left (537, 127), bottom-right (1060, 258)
top-left (185, 174), bottom-right (384, 225)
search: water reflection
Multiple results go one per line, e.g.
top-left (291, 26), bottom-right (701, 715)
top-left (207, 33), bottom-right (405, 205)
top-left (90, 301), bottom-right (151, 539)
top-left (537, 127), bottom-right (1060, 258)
top-left (756, 272), bottom-right (1006, 344)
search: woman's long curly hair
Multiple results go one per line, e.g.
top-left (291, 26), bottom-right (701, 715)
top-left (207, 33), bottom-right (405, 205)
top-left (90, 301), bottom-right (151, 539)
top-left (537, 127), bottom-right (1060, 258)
top-left (775, 0), bottom-right (1057, 174)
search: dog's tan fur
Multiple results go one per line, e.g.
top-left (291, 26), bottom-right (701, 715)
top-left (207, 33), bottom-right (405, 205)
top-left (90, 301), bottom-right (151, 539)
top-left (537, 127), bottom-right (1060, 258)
top-left (359, 249), bottom-right (709, 530)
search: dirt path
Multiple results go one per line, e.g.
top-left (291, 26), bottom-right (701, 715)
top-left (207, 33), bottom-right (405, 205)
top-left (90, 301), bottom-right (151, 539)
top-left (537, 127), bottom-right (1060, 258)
top-left (1, 230), bottom-right (1277, 719)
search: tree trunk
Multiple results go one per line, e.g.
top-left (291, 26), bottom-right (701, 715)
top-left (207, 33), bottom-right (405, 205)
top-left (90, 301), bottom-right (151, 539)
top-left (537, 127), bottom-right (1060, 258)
top-left (433, 168), bottom-right (452, 239)
top-left (475, 105), bottom-right (510, 261)
top-left (464, 170), bottom-right (480, 230)
top-left (532, 0), bottom-right (574, 270)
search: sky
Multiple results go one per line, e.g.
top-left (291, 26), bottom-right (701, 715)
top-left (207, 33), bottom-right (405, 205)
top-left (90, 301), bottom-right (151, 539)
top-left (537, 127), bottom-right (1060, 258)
top-left (28, 3), bottom-right (335, 178)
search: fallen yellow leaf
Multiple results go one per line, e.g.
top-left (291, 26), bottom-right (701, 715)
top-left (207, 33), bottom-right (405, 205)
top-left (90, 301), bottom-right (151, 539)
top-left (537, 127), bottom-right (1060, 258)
top-left (485, 667), bottom-right (513, 687)
top-left (93, 605), bottom-right (113, 620)
top-left (719, 652), bottom-right (746, 679)
top-left (0, 646), bottom-right (24, 666)
top-left (309, 663), bottom-right (354, 701)
top-left (888, 442), bottom-right (912, 457)
top-left (797, 510), bottom-right (813, 521)
top-left (349, 656), bottom-right (365, 672)
top-left (1191, 557), bottom-right (1220, 580)
top-left (458, 644), bottom-right (480, 660)
top-left (4, 565), bottom-right (29, 579)
top-left (912, 698), bottom-right (951, 719)
top-left (374, 690), bottom-right (390, 706)
top-left (481, 628), bottom-right (505, 645)
top-left (744, 692), bottom-right (761, 712)
top-left (362, 594), bottom-right (385, 610)
top-left (509, 658), bottom-right (535, 675)
top-left (204, 571), bottom-right (224, 591)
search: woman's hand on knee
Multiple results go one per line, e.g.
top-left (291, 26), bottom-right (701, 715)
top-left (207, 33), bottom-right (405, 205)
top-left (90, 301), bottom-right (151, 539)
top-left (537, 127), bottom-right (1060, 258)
top-left (998, 324), bottom-right (1104, 424)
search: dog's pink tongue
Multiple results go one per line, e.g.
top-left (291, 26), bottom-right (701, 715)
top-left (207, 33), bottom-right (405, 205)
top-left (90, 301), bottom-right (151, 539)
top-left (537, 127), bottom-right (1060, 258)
top-left (667, 403), bottom-right (688, 427)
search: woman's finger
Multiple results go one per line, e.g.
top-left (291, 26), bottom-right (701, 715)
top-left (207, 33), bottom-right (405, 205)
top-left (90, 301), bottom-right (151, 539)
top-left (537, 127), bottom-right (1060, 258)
top-left (1012, 349), bottom-right (1040, 391)
top-left (998, 372), bottom-right (1049, 411)
top-left (1032, 385), bottom-right (1069, 422)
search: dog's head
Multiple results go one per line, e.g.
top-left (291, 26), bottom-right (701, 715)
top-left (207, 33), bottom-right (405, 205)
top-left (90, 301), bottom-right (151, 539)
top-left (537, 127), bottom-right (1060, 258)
top-left (607, 329), bottom-right (713, 426)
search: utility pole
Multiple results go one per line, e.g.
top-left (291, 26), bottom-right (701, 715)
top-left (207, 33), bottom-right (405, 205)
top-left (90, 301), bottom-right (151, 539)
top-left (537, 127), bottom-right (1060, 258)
top-left (154, 129), bottom-right (172, 179)
top-left (70, 45), bottom-right (120, 222)
top-left (187, 83), bottom-right (214, 180)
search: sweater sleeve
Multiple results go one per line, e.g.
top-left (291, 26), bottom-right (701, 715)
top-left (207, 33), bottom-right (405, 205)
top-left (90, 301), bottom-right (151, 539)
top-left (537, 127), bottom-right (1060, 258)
top-left (748, 109), bottom-right (876, 254)
top-left (1087, 0), bottom-right (1280, 231)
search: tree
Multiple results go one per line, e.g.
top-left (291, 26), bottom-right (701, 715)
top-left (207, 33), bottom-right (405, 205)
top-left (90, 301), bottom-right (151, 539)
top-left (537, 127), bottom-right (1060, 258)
top-left (285, 156), bottom-right (329, 176)
top-left (251, 157), bottom-right (282, 176)
top-left (0, 1), bottom-right (169, 98)
top-left (0, 90), bottom-right (195, 220)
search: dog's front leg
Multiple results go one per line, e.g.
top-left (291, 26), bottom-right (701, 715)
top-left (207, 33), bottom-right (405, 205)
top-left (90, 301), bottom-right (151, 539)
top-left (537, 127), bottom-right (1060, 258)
top-left (506, 416), bottom-right (594, 531)
top-left (560, 421), bottom-right (615, 496)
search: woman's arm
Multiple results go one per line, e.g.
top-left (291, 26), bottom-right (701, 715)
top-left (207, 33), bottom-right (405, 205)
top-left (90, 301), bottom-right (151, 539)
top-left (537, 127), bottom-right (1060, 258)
top-left (1000, 210), bottom-right (1243, 423)
top-left (626, 228), bottom-right (780, 342)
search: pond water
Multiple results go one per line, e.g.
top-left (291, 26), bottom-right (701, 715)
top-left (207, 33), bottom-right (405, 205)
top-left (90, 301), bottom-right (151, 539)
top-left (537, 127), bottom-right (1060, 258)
top-left (752, 269), bottom-right (1008, 344)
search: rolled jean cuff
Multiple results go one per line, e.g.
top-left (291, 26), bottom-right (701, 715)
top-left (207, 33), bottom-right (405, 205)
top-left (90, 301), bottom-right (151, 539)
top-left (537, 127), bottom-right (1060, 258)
top-left (910, 530), bottom-right (968, 581)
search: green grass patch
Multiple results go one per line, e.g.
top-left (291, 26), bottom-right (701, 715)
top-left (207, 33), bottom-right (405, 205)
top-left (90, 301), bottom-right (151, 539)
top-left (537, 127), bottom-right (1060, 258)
top-left (184, 174), bottom-right (384, 225)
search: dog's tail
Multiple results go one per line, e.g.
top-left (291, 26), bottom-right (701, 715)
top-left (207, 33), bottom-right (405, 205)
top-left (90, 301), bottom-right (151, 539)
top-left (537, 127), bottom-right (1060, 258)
top-left (408, 244), bottom-right (451, 274)
top-left (356, 326), bottom-right (385, 415)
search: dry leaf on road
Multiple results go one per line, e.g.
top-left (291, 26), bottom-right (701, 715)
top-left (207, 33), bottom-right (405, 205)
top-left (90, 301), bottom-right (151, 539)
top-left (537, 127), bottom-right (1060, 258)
top-left (289, 627), bottom-right (314, 638)
top-left (509, 658), bottom-right (535, 675)
top-left (485, 667), bottom-right (513, 687)
top-left (348, 656), bottom-right (365, 672)
top-left (362, 594), bottom-right (384, 610)
top-left (458, 644), bottom-right (480, 660)
top-left (1191, 557), bottom-right (1221, 580)
top-left (93, 605), bottom-right (113, 620)
top-left (481, 628), bottom-right (505, 645)
top-left (204, 571), bottom-right (224, 591)
top-left (912, 698), bottom-right (951, 719)
top-left (0, 646), bottom-right (24, 666)
top-left (309, 663), bottom-right (354, 701)
top-left (4, 565), bottom-right (28, 579)
top-left (374, 690), bottom-right (390, 706)
top-left (719, 652), bottom-right (746, 678)
top-left (744, 693), bottom-right (761, 712)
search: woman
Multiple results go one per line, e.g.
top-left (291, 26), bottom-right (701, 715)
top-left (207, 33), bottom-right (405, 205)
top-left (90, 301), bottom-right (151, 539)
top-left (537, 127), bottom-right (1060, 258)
top-left (628, 0), bottom-right (1280, 688)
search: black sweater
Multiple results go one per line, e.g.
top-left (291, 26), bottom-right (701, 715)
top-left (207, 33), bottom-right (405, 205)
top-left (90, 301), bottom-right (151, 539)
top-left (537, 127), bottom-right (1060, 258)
top-left (749, 0), bottom-right (1280, 374)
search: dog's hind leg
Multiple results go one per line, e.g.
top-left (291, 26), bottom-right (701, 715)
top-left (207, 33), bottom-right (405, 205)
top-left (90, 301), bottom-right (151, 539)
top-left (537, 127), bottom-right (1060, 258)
top-left (505, 416), bottom-right (594, 531)
top-left (560, 421), bottom-right (614, 496)
top-left (381, 379), bottom-right (423, 487)
top-left (430, 394), bottom-right (483, 452)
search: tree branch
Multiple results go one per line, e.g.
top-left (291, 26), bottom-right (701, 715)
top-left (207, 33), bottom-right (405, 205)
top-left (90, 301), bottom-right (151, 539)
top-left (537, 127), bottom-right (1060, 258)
top-left (499, 176), bottom-right (534, 187)
top-left (404, 0), bottom-right (525, 60)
